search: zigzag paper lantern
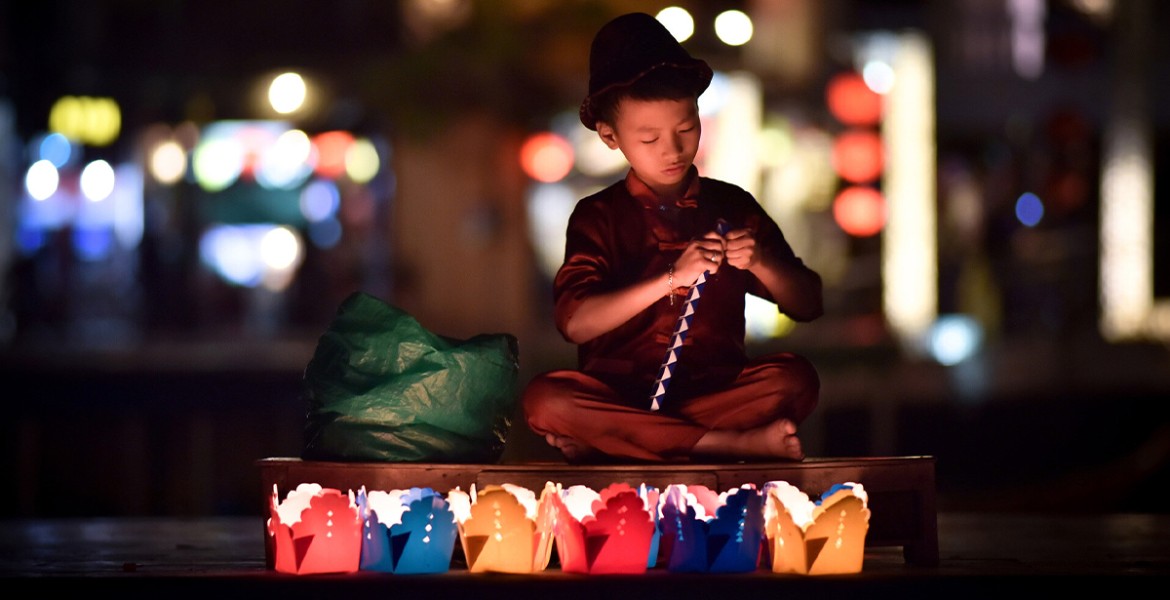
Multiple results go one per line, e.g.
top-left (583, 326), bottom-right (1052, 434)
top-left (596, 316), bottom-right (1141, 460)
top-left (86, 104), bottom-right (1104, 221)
top-left (268, 483), bottom-right (362, 575)
top-left (447, 483), bottom-right (557, 574)
top-left (657, 484), bottom-right (766, 573)
top-left (357, 486), bottom-right (457, 574)
top-left (763, 481), bottom-right (870, 575)
top-left (550, 482), bottom-right (658, 574)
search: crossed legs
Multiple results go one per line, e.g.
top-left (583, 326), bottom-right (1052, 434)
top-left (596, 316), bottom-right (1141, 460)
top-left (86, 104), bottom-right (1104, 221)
top-left (522, 353), bottom-right (819, 463)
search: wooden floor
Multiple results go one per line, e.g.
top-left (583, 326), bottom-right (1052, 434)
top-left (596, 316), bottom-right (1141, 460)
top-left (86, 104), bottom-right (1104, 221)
top-left (2, 512), bottom-right (1168, 597)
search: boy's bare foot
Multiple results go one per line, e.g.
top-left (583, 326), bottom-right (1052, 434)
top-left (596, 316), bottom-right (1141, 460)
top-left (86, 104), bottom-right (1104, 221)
top-left (692, 418), bottom-right (805, 461)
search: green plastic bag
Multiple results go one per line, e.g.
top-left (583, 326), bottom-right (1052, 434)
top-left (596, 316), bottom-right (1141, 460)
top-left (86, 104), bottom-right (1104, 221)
top-left (302, 291), bottom-right (519, 463)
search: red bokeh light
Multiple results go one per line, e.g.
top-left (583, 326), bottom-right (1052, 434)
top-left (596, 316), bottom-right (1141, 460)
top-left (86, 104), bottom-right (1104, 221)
top-left (826, 72), bottom-right (882, 126)
top-left (313, 130), bottom-right (355, 180)
top-left (520, 132), bottom-right (574, 183)
top-left (831, 129), bottom-right (884, 183)
top-left (833, 186), bottom-right (886, 237)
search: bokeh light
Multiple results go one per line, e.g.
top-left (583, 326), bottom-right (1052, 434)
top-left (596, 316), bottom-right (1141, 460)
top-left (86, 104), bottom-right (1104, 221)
top-left (833, 186), bottom-right (886, 237)
top-left (826, 72), bottom-right (882, 126)
top-left (49, 95), bottom-right (122, 146)
top-left (862, 60), bottom-right (896, 94)
top-left (714, 10), bottom-right (753, 46)
top-left (656, 6), bottom-right (694, 42)
top-left (1015, 191), bottom-right (1044, 227)
top-left (520, 132), bottom-right (574, 183)
top-left (199, 224), bottom-right (302, 289)
top-left (313, 131), bottom-right (354, 180)
top-left (149, 140), bottom-right (187, 185)
top-left (345, 138), bottom-right (380, 184)
top-left (38, 132), bottom-right (74, 167)
top-left (80, 160), bottom-right (116, 202)
top-left (268, 72), bottom-right (307, 114)
top-left (831, 129), bottom-right (883, 183)
top-left (192, 136), bottom-right (245, 192)
top-left (929, 314), bottom-right (983, 366)
top-left (757, 123), bottom-right (795, 169)
top-left (300, 179), bottom-right (341, 223)
top-left (25, 159), bottom-right (59, 201)
top-left (256, 129), bottom-right (315, 189)
top-left (260, 226), bottom-right (300, 271)
top-left (72, 227), bottom-right (115, 262)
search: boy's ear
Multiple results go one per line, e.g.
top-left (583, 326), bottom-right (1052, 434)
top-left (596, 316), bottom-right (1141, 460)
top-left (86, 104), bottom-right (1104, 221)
top-left (596, 122), bottom-right (619, 149)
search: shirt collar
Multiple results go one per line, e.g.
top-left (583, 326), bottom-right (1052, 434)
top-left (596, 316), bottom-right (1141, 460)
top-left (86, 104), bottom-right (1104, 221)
top-left (624, 166), bottom-right (702, 210)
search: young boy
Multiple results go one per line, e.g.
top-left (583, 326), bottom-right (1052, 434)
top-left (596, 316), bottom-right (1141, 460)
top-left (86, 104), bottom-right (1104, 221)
top-left (522, 12), bottom-right (823, 463)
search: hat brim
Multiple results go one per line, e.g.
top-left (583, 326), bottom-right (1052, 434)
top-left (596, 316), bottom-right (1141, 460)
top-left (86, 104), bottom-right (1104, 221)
top-left (578, 60), bottom-right (713, 131)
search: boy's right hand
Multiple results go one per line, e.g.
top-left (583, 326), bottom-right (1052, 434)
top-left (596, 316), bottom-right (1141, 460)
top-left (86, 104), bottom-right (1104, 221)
top-left (674, 231), bottom-right (726, 285)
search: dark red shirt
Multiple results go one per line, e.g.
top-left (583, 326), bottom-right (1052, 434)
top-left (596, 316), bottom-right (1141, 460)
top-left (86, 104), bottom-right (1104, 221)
top-left (553, 168), bottom-right (806, 399)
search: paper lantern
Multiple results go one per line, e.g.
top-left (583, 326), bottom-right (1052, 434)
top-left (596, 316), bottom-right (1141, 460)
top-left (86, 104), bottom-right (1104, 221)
top-left (447, 483), bottom-right (556, 574)
top-left (357, 486), bottom-right (458, 574)
top-left (267, 483), bottom-right (362, 575)
top-left (550, 483), bottom-right (658, 574)
top-left (763, 481), bottom-right (870, 575)
top-left (657, 484), bottom-right (766, 573)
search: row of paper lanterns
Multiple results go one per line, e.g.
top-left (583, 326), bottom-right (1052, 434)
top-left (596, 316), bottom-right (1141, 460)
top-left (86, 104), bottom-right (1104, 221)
top-left (268, 480), bottom-right (870, 576)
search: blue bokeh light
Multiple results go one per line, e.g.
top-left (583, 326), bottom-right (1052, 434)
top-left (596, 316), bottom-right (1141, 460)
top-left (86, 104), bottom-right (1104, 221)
top-left (1015, 192), bottom-right (1043, 227)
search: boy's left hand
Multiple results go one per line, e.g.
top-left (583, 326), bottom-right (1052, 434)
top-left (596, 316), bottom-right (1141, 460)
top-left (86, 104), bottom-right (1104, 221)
top-left (723, 228), bottom-right (757, 270)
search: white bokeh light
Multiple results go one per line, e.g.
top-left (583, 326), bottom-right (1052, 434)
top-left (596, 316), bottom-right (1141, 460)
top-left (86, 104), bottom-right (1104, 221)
top-left (268, 72), bottom-right (307, 114)
top-left (25, 159), bottom-right (59, 201)
top-left (714, 10), bottom-right (753, 46)
top-left (656, 6), bottom-right (694, 42)
top-left (80, 160), bottom-right (116, 202)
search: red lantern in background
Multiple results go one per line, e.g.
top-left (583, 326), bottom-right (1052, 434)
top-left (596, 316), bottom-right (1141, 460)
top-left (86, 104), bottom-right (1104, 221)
top-left (313, 131), bottom-right (354, 180)
top-left (831, 129), bottom-right (883, 184)
top-left (826, 72), bottom-right (882, 126)
top-left (520, 132), bottom-right (574, 183)
top-left (833, 186), bottom-right (886, 237)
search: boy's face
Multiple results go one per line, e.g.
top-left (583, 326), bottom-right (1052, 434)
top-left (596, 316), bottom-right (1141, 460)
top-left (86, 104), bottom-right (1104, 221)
top-left (597, 97), bottom-right (701, 198)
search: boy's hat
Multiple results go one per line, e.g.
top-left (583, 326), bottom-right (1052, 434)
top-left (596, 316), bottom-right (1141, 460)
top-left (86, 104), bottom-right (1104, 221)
top-left (579, 12), bottom-right (712, 130)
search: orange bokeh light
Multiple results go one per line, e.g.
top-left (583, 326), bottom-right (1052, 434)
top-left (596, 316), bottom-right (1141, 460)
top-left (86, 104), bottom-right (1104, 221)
top-left (833, 186), bottom-right (886, 237)
top-left (520, 132), bottom-right (574, 183)
top-left (831, 129), bottom-right (884, 183)
top-left (826, 72), bottom-right (882, 126)
top-left (313, 131), bottom-right (355, 180)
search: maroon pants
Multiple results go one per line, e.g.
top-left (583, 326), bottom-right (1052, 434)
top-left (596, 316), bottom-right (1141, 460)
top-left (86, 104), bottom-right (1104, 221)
top-left (522, 353), bottom-right (819, 462)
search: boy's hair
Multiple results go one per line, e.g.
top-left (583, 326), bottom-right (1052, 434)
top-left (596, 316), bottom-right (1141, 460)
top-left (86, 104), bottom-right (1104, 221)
top-left (589, 66), bottom-right (704, 129)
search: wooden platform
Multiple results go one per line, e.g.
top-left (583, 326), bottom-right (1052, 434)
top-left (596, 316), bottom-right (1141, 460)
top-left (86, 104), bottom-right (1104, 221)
top-left (257, 455), bottom-right (939, 568)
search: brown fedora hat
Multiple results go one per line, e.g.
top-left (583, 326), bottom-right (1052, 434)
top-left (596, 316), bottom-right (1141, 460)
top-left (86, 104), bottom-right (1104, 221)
top-left (579, 12), bottom-right (713, 130)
